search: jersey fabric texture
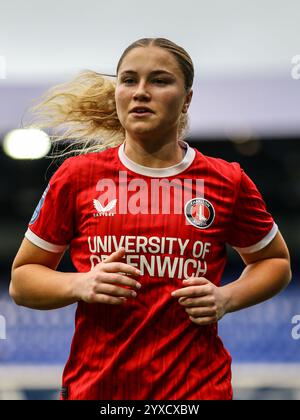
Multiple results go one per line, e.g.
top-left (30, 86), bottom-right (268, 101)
top-left (25, 141), bottom-right (277, 400)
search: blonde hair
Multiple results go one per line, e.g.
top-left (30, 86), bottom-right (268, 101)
top-left (26, 38), bottom-right (194, 158)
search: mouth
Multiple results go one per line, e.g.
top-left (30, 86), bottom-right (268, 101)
top-left (129, 107), bottom-right (154, 116)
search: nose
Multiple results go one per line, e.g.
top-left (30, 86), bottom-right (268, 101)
top-left (133, 81), bottom-right (151, 101)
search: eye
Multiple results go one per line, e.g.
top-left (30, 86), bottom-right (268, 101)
top-left (123, 78), bottom-right (136, 85)
top-left (153, 79), bottom-right (168, 85)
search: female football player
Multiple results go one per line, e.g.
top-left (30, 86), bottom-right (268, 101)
top-left (10, 38), bottom-right (291, 400)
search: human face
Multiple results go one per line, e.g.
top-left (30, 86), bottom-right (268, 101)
top-left (115, 46), bottom-right (192, 141)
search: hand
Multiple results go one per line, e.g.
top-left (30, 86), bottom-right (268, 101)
top-left (171, 277), bottom-right (228, 326)
top-left (75, 247), bottom-right (141, 305)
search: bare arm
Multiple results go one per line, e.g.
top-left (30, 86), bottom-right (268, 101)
top-left (171, 231), bottom-right (292, 325)
top-left (10, 239), bottom-right (141, 310)
top-left (222, 230), bottom-right (292, 313)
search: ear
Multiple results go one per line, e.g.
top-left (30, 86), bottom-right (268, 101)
top-left (182, 89), bottom-right (193, 114)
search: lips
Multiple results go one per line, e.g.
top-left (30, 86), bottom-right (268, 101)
top-left (130, 106), bottom-right (154, 114)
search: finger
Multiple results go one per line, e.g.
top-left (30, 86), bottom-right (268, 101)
top-left (92, 294), bottom-right (128, 305)
top-left (178, 296), bottom-right (215, 307)
top-left (189, 316), bottom-right (217, 326)
top-left (97, 272), bottom-right (141, 290)
top-left (101, 262), bottom-right (141, 276)
top-left (185, 306), bottom-right (216, 318)
top-left (183, 277), bottom-right (210, 286)
top-left (103, 247), bottom-right (126, 263)
top-left (171, 285), bottom-right (211, 299)
top-left (96, 283), bottom-right (138, 299)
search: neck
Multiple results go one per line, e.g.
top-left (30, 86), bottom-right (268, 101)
top-left (123, 134), bottom-right (185, 168)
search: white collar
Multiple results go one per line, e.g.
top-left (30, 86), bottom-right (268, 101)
top-left (118, 140), bottom-right (195, 178)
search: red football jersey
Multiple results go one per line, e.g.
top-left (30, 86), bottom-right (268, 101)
top-left (25, 141), bottom-right (277, 400)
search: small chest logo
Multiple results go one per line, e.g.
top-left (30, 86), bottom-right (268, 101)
top-left (185, 198), bottom-right (215, 229)
top-left (93, 198), bottom-right (117, 217)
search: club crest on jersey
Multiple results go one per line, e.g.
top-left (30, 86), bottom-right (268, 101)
top-left (184, 198), bottom-right (215, 229)
top-left (93, 198), bottom-right (117, 217)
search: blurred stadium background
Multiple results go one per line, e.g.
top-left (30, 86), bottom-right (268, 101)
top-left (0, 0), bottom-right (300, 400)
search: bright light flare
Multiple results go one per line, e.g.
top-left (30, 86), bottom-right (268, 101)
top-left (3, 128), bottom-right (51, 160)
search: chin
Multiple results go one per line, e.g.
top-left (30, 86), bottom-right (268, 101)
top-left (128, 124), bottom-right (158, 135)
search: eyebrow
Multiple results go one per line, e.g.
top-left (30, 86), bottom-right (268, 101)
top-left (120, 69), bottom-right (175, 77)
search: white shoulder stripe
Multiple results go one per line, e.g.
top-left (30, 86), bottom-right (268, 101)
top-left (25, 229), bottom-right (68, 253)
top-left (233, 223), bottom-right (278, 254)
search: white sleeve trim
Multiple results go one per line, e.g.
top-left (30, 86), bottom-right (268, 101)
top-left (233, 223), bottom-right (278, 254)
top-left (25, 228), bottom-right (68, 253)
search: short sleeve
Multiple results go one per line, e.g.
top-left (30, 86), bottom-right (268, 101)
top-left (25, 158), bottom-right (76, 253)
top-left (227, 169), bottom-right (278, 253)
